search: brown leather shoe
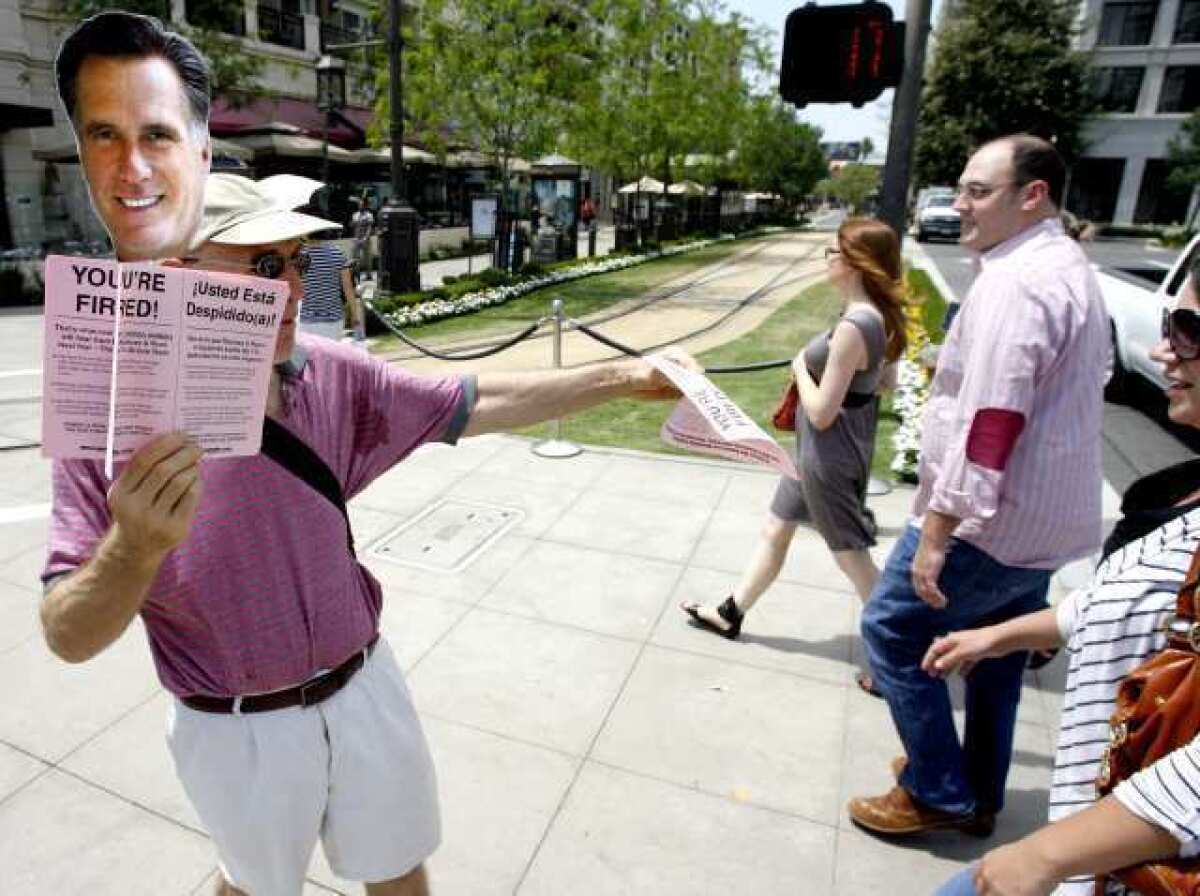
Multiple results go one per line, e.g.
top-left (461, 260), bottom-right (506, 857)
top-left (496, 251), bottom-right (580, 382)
top-left (847, 786), bottom-right (975, 836)
top-left (890, 755), bottom-right (907, 780)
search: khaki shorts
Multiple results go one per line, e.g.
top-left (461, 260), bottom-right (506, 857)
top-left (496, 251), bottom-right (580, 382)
top-left (166, 639), bottom-right (440, 896)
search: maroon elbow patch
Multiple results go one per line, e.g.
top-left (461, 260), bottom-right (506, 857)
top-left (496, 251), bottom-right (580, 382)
top-left (966, 408), bottom-right (1026, 471)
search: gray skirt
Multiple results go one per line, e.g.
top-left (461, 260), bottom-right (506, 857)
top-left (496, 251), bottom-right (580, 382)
top-left (770, 398), bottom-right (879, 552)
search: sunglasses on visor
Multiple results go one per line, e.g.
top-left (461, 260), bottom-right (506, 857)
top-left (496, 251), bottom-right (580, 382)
top-left (1163, 307), bottom-right (1200, 361)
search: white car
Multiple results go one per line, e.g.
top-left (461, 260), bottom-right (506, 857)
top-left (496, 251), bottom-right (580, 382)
top-left (915, 194), bottom-right (962, 242)
top-left (1100, 234), bottom-right (1200, 399)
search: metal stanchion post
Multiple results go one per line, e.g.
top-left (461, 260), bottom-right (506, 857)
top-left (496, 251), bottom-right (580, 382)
top-left (532, 298), bottom-right (582, 459)
top-left (588, 222), bottom-right (597, 258)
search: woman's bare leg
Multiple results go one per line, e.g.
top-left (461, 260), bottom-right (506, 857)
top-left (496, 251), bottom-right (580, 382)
top-left (681, 513), bottom-right (798, 631)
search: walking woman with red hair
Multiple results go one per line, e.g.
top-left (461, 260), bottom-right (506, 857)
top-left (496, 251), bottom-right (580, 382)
top-left (681, 217), bottom-right (907, 695)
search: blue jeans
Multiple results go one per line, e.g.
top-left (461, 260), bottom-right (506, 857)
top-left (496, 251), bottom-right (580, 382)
top-left (861, 525), bottom-right (1051, 816)
top-left (934, 866), bottom-right (977, 896)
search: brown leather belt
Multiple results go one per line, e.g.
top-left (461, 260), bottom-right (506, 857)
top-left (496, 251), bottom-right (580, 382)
top-left (182, 636), bottom-right (379, 714)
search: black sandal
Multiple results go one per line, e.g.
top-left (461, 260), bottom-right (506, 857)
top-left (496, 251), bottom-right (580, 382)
top-left (681, 596), bottom-right (744, 640)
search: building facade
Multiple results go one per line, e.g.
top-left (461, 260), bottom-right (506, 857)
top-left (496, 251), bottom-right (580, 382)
top-left (1072, 0), bottom-right (1199, 225)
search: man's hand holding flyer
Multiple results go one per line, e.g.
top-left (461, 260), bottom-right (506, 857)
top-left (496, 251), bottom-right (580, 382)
top-left (42, 256), bottom-right (287, 475)
top-left (648, 354), bottom-right (799, 480)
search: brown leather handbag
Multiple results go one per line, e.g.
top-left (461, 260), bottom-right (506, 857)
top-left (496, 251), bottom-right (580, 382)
top-left (771, 381), bottom-right (798, 432)
top-left (1095, 547), bottom-right (1200, 896)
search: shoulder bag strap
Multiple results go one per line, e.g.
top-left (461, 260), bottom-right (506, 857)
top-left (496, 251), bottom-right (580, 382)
top-left (260, 417), bottom-right (355, 557)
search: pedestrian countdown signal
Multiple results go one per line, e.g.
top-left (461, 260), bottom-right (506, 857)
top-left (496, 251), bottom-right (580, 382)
top-left (779, 1), bottom-right (905, 108)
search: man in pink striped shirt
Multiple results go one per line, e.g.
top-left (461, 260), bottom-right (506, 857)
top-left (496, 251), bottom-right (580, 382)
top-left (848, 134), bottom-right (1107, 838)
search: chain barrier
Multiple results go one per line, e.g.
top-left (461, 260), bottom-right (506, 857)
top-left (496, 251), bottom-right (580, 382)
top-left (566, 320), bottom-right (792, 373)
top-left (364, 299), bottom-right (549, 361)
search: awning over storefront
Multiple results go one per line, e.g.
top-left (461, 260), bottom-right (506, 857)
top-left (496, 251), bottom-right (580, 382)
top-left (209, 96), bottom-right (373, 147)
top-left (225, 133), bottom-right (356, 161)
top-left (349, 145), bottom-right (438, 165)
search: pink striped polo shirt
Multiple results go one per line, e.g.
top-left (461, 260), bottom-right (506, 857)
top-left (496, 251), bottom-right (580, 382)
top-left (43, 334), bottom-right (469, 697)
top-left (912, 218), bottom-right (1107, 569)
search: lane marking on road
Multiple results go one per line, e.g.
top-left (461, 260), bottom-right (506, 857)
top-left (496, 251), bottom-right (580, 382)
top-left (0, 369), bottom-right (41, 380)
top-left (0, 503), bottom-right (50, 525)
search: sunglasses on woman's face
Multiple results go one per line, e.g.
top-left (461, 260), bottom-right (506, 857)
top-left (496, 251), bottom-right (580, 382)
top-left (1162, 307), bottom-right (1200, 361)
top-left (825, 247), bottom-right (841, 259)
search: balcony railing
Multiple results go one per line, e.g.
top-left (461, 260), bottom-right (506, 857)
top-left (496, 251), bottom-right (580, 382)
top-left (258, 5), bottom-right (306, 50)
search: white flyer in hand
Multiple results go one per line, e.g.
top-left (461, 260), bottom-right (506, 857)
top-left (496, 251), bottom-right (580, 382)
top-left (41, 255), bottom-right (286, 475)
top-left (649, 355), bottom-right (799, 480)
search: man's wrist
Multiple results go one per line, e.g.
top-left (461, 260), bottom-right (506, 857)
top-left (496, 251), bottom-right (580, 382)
top-left (104, 525), bottom-right (170, 574)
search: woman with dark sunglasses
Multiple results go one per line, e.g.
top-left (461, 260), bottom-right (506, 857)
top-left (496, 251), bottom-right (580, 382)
top-left (929, 258), bottom-right (1200, 895)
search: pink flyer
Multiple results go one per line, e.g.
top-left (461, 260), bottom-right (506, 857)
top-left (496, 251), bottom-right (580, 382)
top-left (648, 355), bottom-right (800, 480)
top-left (41, 256), bottom-right (287, 469)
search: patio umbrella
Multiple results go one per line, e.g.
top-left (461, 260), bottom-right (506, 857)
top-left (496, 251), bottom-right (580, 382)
top-left (667, 180), bottom-right (705, 196)
top-left (618, 176), bottom-right (666, 194)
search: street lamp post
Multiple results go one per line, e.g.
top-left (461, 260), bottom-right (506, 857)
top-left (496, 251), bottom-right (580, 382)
top-left (377, 0), bottom-right (420, 294)
top-left (325, 0), bottom-right (420, 294)
top-left (316, 54), bottom-right (346, 214)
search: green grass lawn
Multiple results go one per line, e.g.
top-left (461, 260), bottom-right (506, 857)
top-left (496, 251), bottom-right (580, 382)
top-left (370, 239), bottom-right (756, 351)
top-left (517, 266), bottom-right (948, 481)
top-left (518, 278), bottom-right (909, 477)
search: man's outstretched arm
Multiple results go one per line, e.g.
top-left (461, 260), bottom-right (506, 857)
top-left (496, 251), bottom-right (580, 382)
top-left (463, 349), bottom-right (691, 437)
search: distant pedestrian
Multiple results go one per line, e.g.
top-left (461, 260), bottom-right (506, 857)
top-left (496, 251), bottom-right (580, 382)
top-left (300, 235), bottom-right (364, 345)
top-left (680, 217), bottom-right (906, 696)
top-left (581, 195), bottom-right (596, 230)
top-left (350, 197), bottom-right (374, 283)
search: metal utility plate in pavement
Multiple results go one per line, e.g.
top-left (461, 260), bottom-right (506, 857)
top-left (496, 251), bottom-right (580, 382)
top-left (368, 499), bottom-right (524, 573)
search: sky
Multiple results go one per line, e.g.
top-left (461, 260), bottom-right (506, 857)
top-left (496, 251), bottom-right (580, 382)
top-left (720, 0), bottom-right (944, 155)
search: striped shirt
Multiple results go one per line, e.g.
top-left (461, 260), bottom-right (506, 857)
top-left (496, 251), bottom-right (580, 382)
top-left (299, 242), bottom-right (349, 324)
top-left (912, 218), bottom-right (1108, 569)
top-left (1048, 472), bottom-right (1200, 896)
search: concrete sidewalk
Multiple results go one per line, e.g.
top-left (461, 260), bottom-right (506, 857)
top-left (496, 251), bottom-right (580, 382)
top-left (0, 433), bottom-right (1072, 895)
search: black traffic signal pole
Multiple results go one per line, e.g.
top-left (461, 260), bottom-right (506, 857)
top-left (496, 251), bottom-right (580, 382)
top-left (877, 0), bottom-right (932, 239)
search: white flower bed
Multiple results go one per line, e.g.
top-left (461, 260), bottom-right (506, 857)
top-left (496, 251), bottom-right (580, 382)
top-left (378, 235), bottom-right (734, 328)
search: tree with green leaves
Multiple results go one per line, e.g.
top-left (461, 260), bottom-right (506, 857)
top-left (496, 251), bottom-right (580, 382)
top-left (913, 0), bottom-right (1095, 188)
top-left (565, 0), bottom-right (768, 187)
top-left (399, 0), bottom-right (591, 200)
top-left (1166, 111), bottom-right (1200, 229)
top-left (823, 164), bottom-right (880, 213)
top-left (736, 97), bottom-right (826, 212)
top-left (59, 0), bottom-right (263, 103)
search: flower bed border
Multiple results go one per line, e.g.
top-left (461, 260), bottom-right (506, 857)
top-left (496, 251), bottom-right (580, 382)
top-left (376, 229), bottom-right (786, 329)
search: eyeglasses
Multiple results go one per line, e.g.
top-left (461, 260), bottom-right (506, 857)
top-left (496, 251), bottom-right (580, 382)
top-left (954, 182), bottom-right (1018, 202)
top-left (1162, 307), bottom-right (1200, 361)
top-left (824, 247), bottom-right (841, 259)
top-left (184, 247), bottom-right (312, 279)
